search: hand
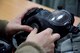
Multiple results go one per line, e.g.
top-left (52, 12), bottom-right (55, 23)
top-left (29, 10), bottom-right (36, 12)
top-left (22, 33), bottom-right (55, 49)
top-left (5, 11), bottom-right (33, 39)
top-left (6, 7), bottom-right (41, 36)
top-left (26, 28), bottom-right (60, 53)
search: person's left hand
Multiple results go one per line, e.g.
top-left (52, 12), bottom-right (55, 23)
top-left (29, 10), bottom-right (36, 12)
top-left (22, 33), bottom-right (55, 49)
top-left (5, 11), bottom-right (33, 39)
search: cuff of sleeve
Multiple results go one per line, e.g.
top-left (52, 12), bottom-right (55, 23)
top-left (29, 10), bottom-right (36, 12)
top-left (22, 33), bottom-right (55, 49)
top-left (0, 20), bottom-right (8, 38)
top-left (16, 41), bottom-right (46, 53)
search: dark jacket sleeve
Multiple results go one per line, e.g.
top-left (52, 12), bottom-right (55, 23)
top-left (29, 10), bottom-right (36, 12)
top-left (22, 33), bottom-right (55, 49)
top-left (15, 41), bottom-right (46, 53)
top-left (0, 20), bottom-right (8, 38)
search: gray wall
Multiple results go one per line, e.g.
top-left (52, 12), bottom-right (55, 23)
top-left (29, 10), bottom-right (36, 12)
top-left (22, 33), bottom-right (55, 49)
top-left (32, 0), bottom-right (80, 17)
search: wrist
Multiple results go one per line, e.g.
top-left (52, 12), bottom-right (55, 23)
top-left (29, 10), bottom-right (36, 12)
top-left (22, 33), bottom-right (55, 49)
top-left (17, 41), bottom-right (46, 53)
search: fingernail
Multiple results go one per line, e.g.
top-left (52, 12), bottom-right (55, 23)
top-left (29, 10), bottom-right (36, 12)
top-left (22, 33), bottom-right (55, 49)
top-left (33, 27), bottom-right (37, 30)
top-left (47, 28), bottom-right (53, 32)
top-left (54, 33), bottom-right (60, 39)
top-left (30, 27), bottom-right (33, 30)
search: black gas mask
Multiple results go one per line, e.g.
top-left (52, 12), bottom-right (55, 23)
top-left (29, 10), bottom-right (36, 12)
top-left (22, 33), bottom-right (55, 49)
top-left (0, 38), bottom-right (12, 53)
top-left (12, 8), bottom-right (80, 49)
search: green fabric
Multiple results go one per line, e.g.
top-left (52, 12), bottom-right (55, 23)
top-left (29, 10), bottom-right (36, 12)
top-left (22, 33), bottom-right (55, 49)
top-left (0, 20), bottom-right (8, 38)
top-left (15, 41), bottom-right (46, 53)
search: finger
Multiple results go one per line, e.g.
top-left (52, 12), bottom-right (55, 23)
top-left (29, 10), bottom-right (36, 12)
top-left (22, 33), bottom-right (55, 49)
top-left (46, 43), bottom-right (55, 49)
top-left (19, 25), bottom-right (33, 32)
top-left (38, 28), bottom-right (53, 35)
top-left (29, 28), bottom-right (38, 35)
top-left (51, 33), bottom-right (60, 42)
top-left (45, 43), bottom-right (55, 53)
top-left (50, 43), bottom-right (55, 48)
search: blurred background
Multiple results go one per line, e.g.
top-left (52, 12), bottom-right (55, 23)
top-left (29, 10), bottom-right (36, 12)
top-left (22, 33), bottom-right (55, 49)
top-left (30, 0), bottom-right (80, 17)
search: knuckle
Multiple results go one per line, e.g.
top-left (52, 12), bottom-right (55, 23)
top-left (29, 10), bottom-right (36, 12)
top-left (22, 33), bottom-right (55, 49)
top-left (47, 28), bottom-right (53, 32)
top-left (43, 31), bottom-right (51, 35)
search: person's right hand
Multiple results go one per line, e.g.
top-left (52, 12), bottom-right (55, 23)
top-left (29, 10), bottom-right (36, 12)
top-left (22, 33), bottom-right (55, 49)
top-left (26, 28), bottom-right (60, 53)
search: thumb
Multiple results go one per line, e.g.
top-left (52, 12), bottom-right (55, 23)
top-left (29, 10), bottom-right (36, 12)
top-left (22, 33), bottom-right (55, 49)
top-left (19, 25), bottom-right (33, 32)
top-left (51, 33), bottom-right (60, 42)
top-left (29, 28), bottom-right (38, 35)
